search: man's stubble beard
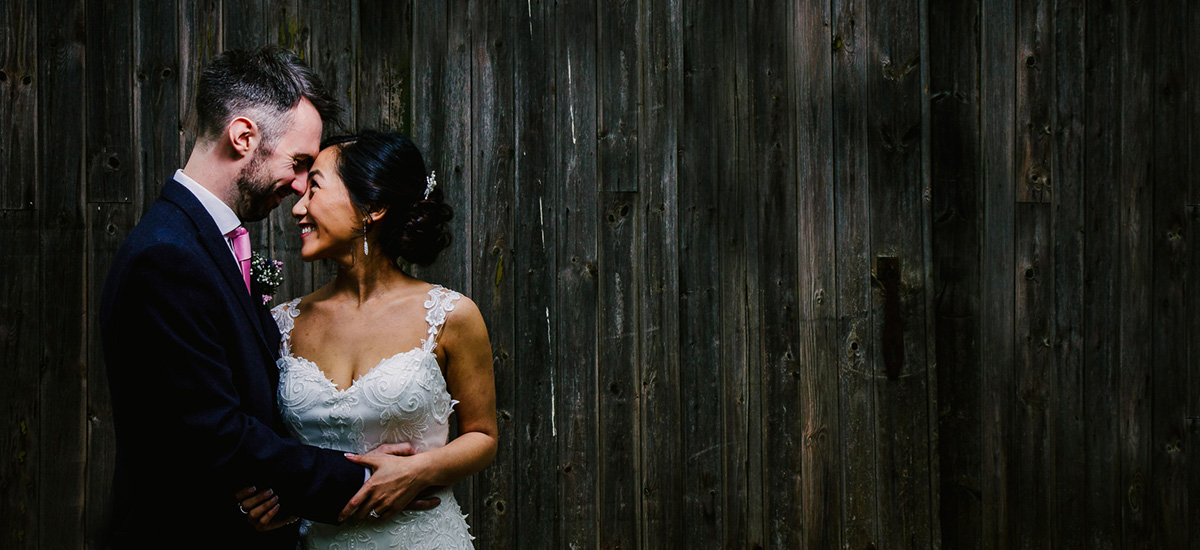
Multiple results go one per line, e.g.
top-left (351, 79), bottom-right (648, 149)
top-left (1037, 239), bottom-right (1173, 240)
top-left (232, 145), bottom-right (278, 222)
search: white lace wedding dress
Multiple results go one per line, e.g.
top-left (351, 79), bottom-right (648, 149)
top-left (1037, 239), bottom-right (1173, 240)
top-left (271, 286), bottom-right (475, 549)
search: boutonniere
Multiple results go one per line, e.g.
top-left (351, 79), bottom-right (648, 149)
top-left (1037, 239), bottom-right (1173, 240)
top-left (250, 252), bottom-right (284, 305)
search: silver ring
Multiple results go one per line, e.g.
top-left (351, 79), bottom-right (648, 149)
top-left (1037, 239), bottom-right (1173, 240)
top-left (369, 509), bottom-right (381, 519)
top-left (238, 503), bottom-right (248, 515)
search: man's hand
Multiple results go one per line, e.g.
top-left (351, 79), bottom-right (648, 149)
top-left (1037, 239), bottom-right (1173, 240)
top-left (234, 486), bottom-right (297, 532)
top-left (352, 443), bottom-right (442, 518)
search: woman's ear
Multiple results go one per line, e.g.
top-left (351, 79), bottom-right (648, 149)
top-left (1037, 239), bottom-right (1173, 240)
top-left (367, 206), bottom-right (388, 224)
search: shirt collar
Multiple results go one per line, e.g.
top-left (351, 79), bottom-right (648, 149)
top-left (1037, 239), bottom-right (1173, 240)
top-left (174, 169), bottom-right (242, 236)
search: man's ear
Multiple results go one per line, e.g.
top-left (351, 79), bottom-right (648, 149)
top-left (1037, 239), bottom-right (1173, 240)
top-left (226, 116), bottom-right (259, 158)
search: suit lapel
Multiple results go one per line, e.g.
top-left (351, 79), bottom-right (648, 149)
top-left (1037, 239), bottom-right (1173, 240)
top-left (161, 179), bottom-right (275, 358)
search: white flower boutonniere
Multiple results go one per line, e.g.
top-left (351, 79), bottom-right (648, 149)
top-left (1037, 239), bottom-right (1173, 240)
top-left (250, 252), bottom-right (284, 305)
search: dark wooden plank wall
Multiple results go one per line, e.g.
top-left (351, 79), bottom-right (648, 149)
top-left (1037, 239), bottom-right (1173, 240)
top-left (1, 1), bottom-right (1197, 548)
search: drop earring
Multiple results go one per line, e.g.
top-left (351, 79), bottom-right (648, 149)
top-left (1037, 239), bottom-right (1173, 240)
top-left (363, 217), bottom-right (370, 256)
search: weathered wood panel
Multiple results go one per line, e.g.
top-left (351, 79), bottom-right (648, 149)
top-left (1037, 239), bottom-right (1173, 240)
top-left (1150, 0), bottom-right (1190, 546)
top-left (37, 0), bottom-right (88, 547)
top-left (510, 0), bottom-right (558, 547)
top-left (6, 2), bottom-right (1200, 549)
top-left (0, 0), bottom-right (37, 211)
top-left (1051, 0), bottom-right (1086, 548)
top-left (832, 0), bottom-right (878, 545)
top-left (979, 0), bottom-right (1017, 547)
top-left (794, 0), bottom-right (840, 546)
top-left (1082, 0), bottom-right (1121, 547)
top-left (929, 0), bottom-right (982, 545)
top-left (1119, 0), bottom-right (1155, 547)
top-left (468, 0), bottom-right (516, 544)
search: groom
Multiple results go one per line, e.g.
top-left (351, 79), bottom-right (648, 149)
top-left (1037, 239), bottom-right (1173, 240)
top-left (100, 46), bottom-right (425, 547)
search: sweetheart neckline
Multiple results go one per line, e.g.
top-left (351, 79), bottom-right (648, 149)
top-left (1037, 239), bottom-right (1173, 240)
top-left (284, 347), bottom-right (436, 394)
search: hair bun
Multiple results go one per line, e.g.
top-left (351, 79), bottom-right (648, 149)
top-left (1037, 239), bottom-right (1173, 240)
top-left (388, 198), bottom-right (454, 266)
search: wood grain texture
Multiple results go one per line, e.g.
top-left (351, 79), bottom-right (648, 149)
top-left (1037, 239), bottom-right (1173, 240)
top-left (594, 0), bottom-right (639, 544)
top-left (929, 0), bottom-right (982, 545)
top-left (1082, 0), bottom-right (1121, 547)
top-left (1119, 0), bottom-right (1154, 546)
top-left (178, 0), bottom-right (220, 165)
top-left (1051, 0), bottom-right (1086, 547)
top-left (37, 0), bottom-right (88, 546)
top-left (865, 0), bottom-right (936, 546)
top-left (832, 0), bottom-right (878, 546)
top-left (1013, 0), bottom-right (1054, 546)
top-left (0, 209), bottom-right (39, 549)
top-left (794, 0), bottom-right (840, 546)
top-left (0, 0), bottom-right (37, 211)
top-left (84, 0), bottom-right (135, 204)
top-left (677, 0), bottom-right (723, 547)
top-left (553, 0), bottom-right (599, 546)
top-left (468, 0), bottom-right (516, 544)
top-left (510, 0), bottom-right (558, 546)
top-left (1150, 0), bottom-right (1189, 546)
top-left (357, 0), bottom-right (413, 135)
top-left (979, 0), bottom-right (1016, 548)
top-left (636, 0), bottom-right (682, 546)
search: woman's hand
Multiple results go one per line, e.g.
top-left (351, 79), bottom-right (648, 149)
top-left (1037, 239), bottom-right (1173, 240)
top-left (234, 486), bottom-right (297, 532)
top-left (338, 452), bottom-right (432, 521)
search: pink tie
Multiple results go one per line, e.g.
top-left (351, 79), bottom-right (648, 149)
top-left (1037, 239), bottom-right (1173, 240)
top-left (226, 226), bottom-right (252, 295)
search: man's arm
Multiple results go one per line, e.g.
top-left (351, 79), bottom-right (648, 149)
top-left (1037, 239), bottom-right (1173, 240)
top-left (107, 242), bottom-right (361, 523)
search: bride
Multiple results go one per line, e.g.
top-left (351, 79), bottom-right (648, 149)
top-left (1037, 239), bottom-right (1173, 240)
top-left (238, 131), bottom-right (496, 548)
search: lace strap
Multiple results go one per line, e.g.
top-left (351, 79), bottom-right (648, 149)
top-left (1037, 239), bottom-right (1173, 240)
top-left (270, 298), bottom-right (303, 357)
top-left (421, 286), bottom-right (461, 353)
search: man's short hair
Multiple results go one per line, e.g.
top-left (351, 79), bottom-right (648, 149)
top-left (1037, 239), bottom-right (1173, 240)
top-left (193, 45), bottom-right (342, 150)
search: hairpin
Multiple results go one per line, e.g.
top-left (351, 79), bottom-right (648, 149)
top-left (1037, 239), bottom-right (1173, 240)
top-left (424, 171), bottom-right (437, 200)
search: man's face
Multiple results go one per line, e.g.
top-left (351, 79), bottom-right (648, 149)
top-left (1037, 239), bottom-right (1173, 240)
top-left (232, 98), bottom-right (323, 222)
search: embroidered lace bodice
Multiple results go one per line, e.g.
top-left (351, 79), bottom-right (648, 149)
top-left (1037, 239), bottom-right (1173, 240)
top-left (272, 286), bottom-right (474, 549)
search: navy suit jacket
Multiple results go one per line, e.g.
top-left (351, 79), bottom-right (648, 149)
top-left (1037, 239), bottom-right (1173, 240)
top-left (100, 178), bottom-right (362, 548)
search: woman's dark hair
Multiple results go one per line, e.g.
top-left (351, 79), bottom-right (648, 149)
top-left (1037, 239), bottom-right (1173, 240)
top-left (322, 132), bottom-right (453, 266)
top-left (194, 45), bottom-right (342, 149)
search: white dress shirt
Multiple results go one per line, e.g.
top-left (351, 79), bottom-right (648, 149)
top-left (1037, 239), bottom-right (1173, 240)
top-left (174, 169), bottom-right (243, 267)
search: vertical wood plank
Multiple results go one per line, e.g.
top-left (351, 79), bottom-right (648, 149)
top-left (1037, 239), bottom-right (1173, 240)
top-left (1013, 0), bottom-right (1055, 546)
top-left (929, 0), bottom-right (982, 545)
top-left (553, 0), bottom-right (599, 546)
top-left (595, 0), bottom-right (639, 546)
top-left (638, 1), bottom-right (683, 547)
top-left (0, 209), bottom-right (39, 549)
top-left (0, 0), bottom-right (37, 211)
top-left (84, 0), bottom-right (135, 204)
top-left (1118, 0), bottom-right (1154, 546)
top-left (597, 188), bottom-right (639, 550)
top-left (979, 0), bottom-right (1017, 548)
top-left (676, 0), bottom-right (723, 547)
top-left (794, 0), bottom-right (840, 546)
top-left (0, 2), bottom-right (38, 546)
top-left (1150, 0), bottom-right (1189, 546)
top-left (84, 203), bottom-right (135, 549)
top-left (178, 0), bottom-right (221, 167)
top-left (1081, 0), bottom-right (1121, 547)
top-left (748, 0), bottom-right (801, 547)
top-left (865, 0), bottom-right (935, 545)
top-left (722, 5), bottom-right (761, 546)
top-left (357, 0), bottom-right (413, 135)
top-left (1189, 1), bottom-right (1200, 545)
top-left (511, 1), bottom-right (558, 547)
top-left (1051, 0), bottom-right (1086, 547)
top-left (831, 0), bottom-right (878, 545)
top-left (136, 0), bottom-right (182, 205)
top-left (467, 0), bottom-right (515, 545)
top-left (37, 0), bottom-right (87, 546)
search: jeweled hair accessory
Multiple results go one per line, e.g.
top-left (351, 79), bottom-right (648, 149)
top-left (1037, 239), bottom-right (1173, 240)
top-left (424, 171), bottom-right (437, 200)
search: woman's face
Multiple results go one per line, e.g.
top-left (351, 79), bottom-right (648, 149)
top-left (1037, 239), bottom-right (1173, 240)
top-left (292, 147), bottom-right (364, 262)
